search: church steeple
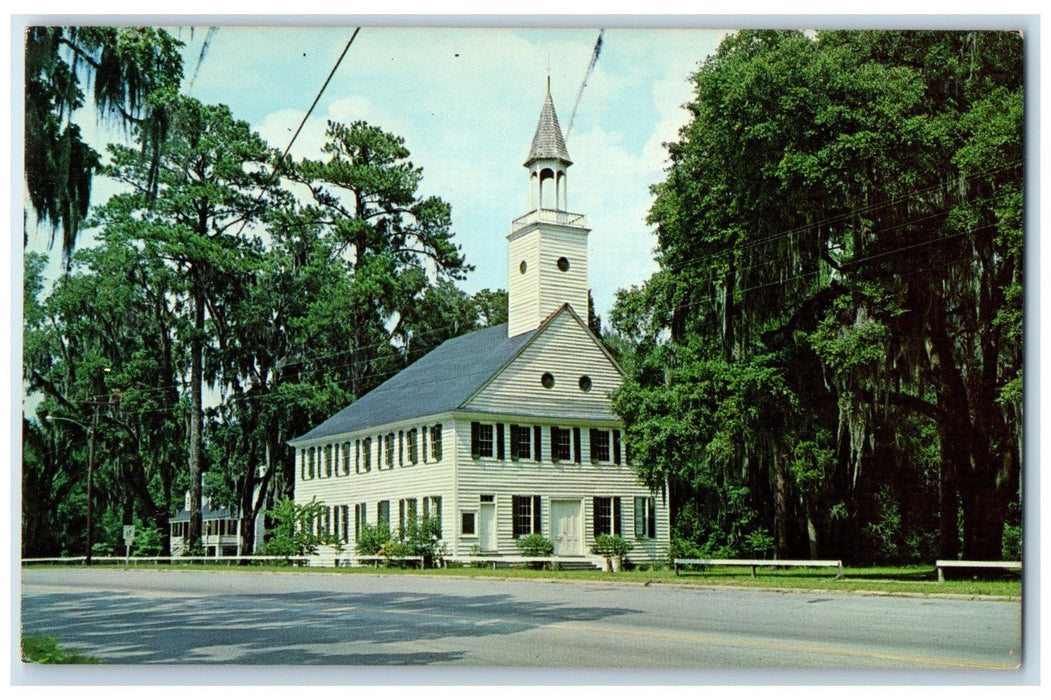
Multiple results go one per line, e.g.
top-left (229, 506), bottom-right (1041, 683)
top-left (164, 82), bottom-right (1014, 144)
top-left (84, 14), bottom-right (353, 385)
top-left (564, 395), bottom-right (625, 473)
top-left (524, 78), bottom-right (573, 211)
top-left (507, 83), bottom-right (591, 338)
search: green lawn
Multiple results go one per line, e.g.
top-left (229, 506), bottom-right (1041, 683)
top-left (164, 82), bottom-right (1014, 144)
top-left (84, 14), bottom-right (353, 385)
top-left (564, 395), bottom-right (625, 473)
top-left (46, 561), bottom-right (1020, 598)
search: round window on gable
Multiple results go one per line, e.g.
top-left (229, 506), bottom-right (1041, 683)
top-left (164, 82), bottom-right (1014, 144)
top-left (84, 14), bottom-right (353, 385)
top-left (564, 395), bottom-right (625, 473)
top-left (579, 375), bottom-right (592, 392)
top-left (541, 372), bottom-right (555, 389)
top-left (519, 260), bottom-right (528, 274)
top-left (556, 256), bottom-right (570, 272)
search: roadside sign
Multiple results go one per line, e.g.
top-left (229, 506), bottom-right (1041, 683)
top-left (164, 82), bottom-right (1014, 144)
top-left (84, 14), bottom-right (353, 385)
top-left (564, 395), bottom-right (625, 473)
top-left (123, 525), bottom-right (135, 544)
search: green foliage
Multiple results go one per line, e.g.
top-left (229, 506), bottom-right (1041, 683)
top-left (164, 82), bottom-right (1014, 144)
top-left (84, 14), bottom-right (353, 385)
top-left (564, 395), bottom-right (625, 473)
top-left (21, 635), bottom-right (98, 664)
top-left (515, 533), bottom-right (555, 557)
top-left (354, 522), bottom-right (391, 556)
top-left (395, 515), bottom-right (445, 567)
top-left (130, 524), bottom-right (164, 556)
top-left (262, 496), bottom-right (337, 558)
top-left (24, 27), bottom-right (184, 261)
top-left (590, 534), bottom-right (634, 558)
top-left (1001, 524), bottom-right (1022, 561)
top-left (616, 29), bottom-right (1023, 565)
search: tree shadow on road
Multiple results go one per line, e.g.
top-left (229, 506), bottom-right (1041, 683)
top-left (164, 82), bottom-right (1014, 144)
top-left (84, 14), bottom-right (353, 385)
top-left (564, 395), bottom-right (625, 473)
top-left (21, 588), bottom-right (642, 665)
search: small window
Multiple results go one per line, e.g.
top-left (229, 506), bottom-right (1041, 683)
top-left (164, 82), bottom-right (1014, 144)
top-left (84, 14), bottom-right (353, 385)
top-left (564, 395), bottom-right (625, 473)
top-left (556, 256), bottom-right (570, 272)
top-left (519, 260), bottom-right (527, 274)
top-left (579, 375), bottom-right (592, 392)
top-left (461, 511), bottom-right (477, 536)
top-left (541, 372), bottom-right (555, 389)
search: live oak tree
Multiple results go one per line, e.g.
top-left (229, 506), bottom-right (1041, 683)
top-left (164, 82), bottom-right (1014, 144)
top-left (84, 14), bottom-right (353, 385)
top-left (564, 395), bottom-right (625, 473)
top-left (24, 26), bottom-right (183, 263)
top-left (614, 30), bottom-right (1022, 562)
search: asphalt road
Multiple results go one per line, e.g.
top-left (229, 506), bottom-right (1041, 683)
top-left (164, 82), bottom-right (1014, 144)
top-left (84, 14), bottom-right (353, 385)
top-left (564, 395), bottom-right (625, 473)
top-left (19, 567), bottom-right (1022, 677)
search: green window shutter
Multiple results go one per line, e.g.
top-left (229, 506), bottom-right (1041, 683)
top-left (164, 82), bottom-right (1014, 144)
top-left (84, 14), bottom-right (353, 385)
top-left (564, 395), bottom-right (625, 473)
top-left (497, 423), bottom-right (505, 460)
top-left (613, 430), bottom-right (622, 465)
top-left (648, 498), bottom-right (656, 538)
top-left (471, 421), bottom-right (480, 459)
top-left (614, 497), bottom-right (622, 536)
top-left (592, 497), bottom-right (602, 538)
top-left (634, 497), bottom-right (645, 538)
top-left (533, 495), bottom-right (541, 534)
top-left (573, 428), bottom-right (581, 464)
top-left (534, 426), bottom-right (542, 462)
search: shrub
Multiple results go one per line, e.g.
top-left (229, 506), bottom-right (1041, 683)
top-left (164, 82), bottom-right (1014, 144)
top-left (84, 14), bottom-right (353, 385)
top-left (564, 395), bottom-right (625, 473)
top-left (516, 533), bottom-right (554, 557)
top-left (590, 533), bottom-right (634, 558)
top-left (21, 636), bottom-right (97, 664)
top-left (355, 523), bottom-right (391, 556)
top-left (1002, 523), bottom-right (1022, 560)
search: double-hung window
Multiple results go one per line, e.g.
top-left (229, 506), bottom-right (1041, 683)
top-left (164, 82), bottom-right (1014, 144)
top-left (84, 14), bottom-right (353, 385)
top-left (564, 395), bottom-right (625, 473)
top-left (634, 496), bottom-right (656, 538)
top-left (510, 424), bottom-right (531, 460)
top-left (407, 428), bottom-right (419, 464)
top-left (471, 422), bottom-right (494, 459)
top-left (377, 500), bottom-right (390, 533)
top-left (423, 496), bottom-right (442, 537)
top-left (354, 503), bottom-right (367, 540)
top-left (384, 433), bottom-right (395, 469)
top-left (430, 424), bottom-right (443, 461)
top-left (399, 498), bottom-right (418, 533)
top-left (593, 497), bottom-right (622, 537)
top-left (512, 495), bottom-right (542, 537)
top-left (341, 442), bottom-right (351, 475)
top-left (590, 429), bottom-right (611, 462)
top-left (551, 427), bottom-right (571, 462)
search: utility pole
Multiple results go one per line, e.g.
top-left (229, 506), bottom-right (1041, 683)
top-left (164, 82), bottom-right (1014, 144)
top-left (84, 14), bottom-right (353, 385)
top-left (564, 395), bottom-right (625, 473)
top-left (86, 402), bottom-right (98, 566)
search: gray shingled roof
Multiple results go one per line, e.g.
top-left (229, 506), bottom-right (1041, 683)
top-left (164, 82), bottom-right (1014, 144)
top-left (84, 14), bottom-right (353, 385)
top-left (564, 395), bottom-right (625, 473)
top-left (525, 86), bottom-right (572, 166)
top-left (292, 323), bottom-right (538, 443)
top-left (170, 503), bottom-right (236, 523)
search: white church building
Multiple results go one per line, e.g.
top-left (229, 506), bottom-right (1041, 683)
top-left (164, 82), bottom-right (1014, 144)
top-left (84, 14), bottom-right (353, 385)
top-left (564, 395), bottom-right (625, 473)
top-left (288, 84), bottom-right (670, 565)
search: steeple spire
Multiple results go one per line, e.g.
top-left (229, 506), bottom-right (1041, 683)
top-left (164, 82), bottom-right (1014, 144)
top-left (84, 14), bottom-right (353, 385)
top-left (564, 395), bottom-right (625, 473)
top-left (507, 83), bottom-right (590, 338)
top-left (525, 81), bottom-right (572, 167)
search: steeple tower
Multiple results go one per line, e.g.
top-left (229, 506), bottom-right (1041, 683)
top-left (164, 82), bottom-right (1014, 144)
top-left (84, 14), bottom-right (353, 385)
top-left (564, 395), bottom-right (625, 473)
top-left (507, 82), bottom-right (591, 338)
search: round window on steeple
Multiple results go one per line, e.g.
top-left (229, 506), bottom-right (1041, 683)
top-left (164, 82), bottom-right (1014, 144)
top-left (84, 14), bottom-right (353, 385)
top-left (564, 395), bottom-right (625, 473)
top-left (520, 260), bottom-right (528, 275)
top-left (579, 375), bottom-right (592, 392)
top-left (556, 257), bottom-right (570, 272)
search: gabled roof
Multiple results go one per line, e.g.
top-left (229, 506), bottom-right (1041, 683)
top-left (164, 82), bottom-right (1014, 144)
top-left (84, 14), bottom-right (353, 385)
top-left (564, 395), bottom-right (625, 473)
top-left (291, 323), bottom-right (539, 443)
top-left (525, 84), bottom-right (572, 166)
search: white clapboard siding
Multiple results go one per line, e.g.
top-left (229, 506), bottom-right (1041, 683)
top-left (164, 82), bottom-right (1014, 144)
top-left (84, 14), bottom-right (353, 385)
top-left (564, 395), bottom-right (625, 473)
top-left (296, 422), bottom-right (456, 562)
top-left (507, 232), bottom-right (541, 337)
top-left (466, 308), bottom-right (620, 420)
top-left (508, 225), bottom-right (589, 337)
top-left (449, 417), bottom-right (669, 560)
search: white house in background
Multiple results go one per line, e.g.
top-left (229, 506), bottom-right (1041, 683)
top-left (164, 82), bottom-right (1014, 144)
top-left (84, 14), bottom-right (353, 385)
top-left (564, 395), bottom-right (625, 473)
top-left (169, 491), bottom-right (265, 557)
top-left (288, 83), bottom-right (670, 564)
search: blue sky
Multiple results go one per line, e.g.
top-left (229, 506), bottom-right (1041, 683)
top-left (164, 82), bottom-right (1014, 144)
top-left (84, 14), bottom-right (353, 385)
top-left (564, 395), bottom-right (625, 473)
top-left (176, 26), bottom-right (728, 320)
top-left (23, 25), bottom-right (727, 322)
